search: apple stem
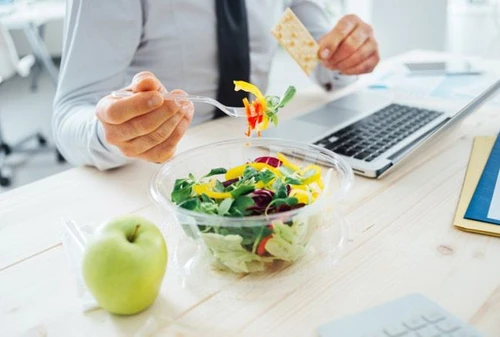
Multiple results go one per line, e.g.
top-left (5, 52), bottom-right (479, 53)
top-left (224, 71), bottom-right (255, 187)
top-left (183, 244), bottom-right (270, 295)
top-left (128, 224), bottom-right (141, 243)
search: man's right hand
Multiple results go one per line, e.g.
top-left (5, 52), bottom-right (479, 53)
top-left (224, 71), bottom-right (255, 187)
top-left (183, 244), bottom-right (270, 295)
top-left (96, 72), bottom-right (194, 163)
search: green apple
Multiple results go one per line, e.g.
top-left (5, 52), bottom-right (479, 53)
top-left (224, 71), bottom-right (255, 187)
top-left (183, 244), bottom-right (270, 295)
top-left (82, 215), bottom-right (167, 315)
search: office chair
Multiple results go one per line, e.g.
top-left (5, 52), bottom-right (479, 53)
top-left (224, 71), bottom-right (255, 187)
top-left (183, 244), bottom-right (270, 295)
top-left (0, 22), bottom-right (63, 187)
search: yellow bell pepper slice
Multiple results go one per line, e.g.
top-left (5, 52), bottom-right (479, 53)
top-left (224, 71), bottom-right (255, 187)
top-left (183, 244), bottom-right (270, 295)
top-left (256, 115), bottom-right (270, 132)
top-left (234, 80), bottom-right (268, 112)
top-left (290, 184), bottom-right (307, 191)
top-left (277, 152), bottom-right (300, 171)
top-left (255, 181), bottom-right (265, 189)
top-left (301, 164), bottom-right (322, 185)
top-left (234, 80), bottom-right (265, 100)
top-left (193, 183), bottom-right (232, 199)
top-left (290, 189), bottom-right (312, 204)
top-left (225, 163), bottom-right (281, 180)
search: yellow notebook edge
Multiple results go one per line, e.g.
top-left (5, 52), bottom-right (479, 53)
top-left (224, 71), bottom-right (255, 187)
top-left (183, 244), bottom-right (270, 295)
top-left (453, 136), bottom-right (500, 236)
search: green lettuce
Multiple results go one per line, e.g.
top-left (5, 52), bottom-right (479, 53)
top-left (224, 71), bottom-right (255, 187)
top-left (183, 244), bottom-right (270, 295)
top-left (264, 220), bottom-right (308, 261)
top-left (200, 215), bottom-right (318, 272)
top-left (201, 233), bottom-right (265, 273)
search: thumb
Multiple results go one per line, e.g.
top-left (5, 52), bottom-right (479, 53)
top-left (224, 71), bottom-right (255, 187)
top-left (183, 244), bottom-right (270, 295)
top-left (130, 71), bottom-right (165, 93)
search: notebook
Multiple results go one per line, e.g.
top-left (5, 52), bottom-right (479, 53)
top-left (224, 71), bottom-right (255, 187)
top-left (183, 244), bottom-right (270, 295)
top-left (453, 136), bottom-right (500, 236)
top-left (464, 134), bottom-right (500, 225)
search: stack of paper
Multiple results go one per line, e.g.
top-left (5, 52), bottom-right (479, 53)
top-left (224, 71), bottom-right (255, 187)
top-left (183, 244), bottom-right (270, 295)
top-left (454, 135), bottom-right (500, 236)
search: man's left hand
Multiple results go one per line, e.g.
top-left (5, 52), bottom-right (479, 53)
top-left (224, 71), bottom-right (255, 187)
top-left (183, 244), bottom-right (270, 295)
top-left (318, 14), bottom-right (379, 75)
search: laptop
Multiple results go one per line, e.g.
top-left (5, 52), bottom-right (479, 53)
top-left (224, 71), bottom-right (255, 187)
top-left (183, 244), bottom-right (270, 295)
top-left (263, 79), bottom-right (500, 178)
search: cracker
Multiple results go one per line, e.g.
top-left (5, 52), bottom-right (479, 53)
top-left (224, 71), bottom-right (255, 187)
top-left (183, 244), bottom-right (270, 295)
top-left (271, 8), bottom-right (319, 76)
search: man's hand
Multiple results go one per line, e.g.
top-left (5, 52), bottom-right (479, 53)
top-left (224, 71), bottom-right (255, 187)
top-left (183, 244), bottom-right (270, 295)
top-left (318, 14), bottom-right (379, 75)
top-left (96, 71), bottom-right (194, 163)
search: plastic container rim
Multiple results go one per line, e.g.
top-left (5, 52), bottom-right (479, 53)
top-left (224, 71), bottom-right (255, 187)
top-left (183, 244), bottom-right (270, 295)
top-left (149, 137), bottom-right (354, 225)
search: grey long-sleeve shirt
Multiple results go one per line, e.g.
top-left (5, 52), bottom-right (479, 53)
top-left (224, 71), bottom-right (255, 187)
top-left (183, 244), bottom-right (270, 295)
top-left (53, 0), bottom-right (351, 170)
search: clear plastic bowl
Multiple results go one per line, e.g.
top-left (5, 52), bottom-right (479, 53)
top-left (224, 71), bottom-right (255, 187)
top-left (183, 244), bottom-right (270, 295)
top-left (150, 138), bottom-right (353, 297)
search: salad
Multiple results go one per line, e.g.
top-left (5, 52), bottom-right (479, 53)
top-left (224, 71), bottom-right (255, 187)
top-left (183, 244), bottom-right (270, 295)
top-left (170, 153), bottom-right (325, 273)
top-left (233, 80), bottom-right (296, 137)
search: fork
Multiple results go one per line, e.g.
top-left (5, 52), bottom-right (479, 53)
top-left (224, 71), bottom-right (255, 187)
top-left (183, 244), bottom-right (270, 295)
top-left (111, 90), bottom-right (247, 118)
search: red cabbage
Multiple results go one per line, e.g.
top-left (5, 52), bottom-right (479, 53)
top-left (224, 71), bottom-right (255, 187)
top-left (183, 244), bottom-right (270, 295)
top-left (250, 189), bottom-right (274, 207)
top-left (246, 189), bottom-right (306, 215)
top-left (222, 178), bottom-right (239, 188)
top-left (254, 156), bottom-right (282, 168)
top-left (247, 189), bottom-right (274, 214)
top-left (274, 203), bottom-right (306, 213)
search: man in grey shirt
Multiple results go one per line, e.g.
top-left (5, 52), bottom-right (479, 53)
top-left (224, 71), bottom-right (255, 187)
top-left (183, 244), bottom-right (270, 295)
top-left (53, 1), bottom-right (379, 170)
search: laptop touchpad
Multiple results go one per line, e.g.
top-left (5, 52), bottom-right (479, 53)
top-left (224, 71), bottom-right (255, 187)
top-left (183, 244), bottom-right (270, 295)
top-left (298, 105), bottom-right (357, 126)
top-left (299, 91), bottom-right (391, 126)
top-left (262, 119), bottom-right (330, 143)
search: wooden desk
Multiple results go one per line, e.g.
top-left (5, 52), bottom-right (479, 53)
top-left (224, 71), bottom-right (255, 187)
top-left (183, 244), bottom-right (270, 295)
top-left (1, 51), bottom-right (500, 336)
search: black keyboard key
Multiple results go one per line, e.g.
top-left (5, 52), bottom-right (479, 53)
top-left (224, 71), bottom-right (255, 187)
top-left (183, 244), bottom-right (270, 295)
top-left (343, 140), bottom-right (357, 149)
top-left (325, 140), bottom-right (343, 150)
top-left (354, 151), bottom-right (371, 160)
top-left (365, 155), bottom-right (378, 162)
top-left (351, 146), bottom-right (365, 153)
top-left (334, 147), bottom-right (348, 155)
top-left (344, 148), bottom-right (358, 156)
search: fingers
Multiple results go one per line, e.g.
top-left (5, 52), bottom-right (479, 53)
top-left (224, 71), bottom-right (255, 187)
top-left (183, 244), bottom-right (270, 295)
top-left (103, 89), bottom-right (191, 142)
top-left (328, 25), bottom-right (371, 66)
top-left (96, 90), bottom-right (164, 124)
top-left (318, 15), bottom-right (358, 61)
top-left (102, 101), bottom-right (179, 142)
top-left (120, 103), bottom-right (191, 156)
top-left (341, 53), bottom-right (380, 75)
top-left (131, 71), bottom-right (165, 93)
top-left (319, 14), bottom-right (379, 75)
top-left (333, 37), bottom-right (378, 73)
top-left (136, 109), bottom-right (193, 163)
top-left (96, 71), bottom-right (167, 124)
top-left (164, 89), bottom-right (191, 118)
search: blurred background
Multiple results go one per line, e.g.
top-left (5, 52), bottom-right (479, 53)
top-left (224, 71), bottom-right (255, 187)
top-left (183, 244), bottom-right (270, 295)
top-left (0, 0), bottom-right (499, 192)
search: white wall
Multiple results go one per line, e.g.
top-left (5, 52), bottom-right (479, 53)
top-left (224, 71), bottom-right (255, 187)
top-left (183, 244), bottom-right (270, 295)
top-left (345, 0), bottom-right (373, 23)
top-left (344, 0), bottom-right (448, 59)
top-left (447, 1), bottom-right (500, 58)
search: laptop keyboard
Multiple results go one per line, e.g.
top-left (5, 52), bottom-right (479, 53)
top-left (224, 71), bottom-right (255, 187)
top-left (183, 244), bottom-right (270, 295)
top-left (314, 104), bottom-right (444, 162)
top-left (317, 293), bottom-right (483, 337)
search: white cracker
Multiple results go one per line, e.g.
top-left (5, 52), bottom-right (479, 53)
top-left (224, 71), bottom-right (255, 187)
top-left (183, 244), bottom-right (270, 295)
top-left (271, 8), bottom-right (319, 75)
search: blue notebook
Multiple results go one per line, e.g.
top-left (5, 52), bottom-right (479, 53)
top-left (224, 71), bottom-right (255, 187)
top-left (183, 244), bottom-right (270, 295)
top-left (465, 133), bottom-right (500, 225)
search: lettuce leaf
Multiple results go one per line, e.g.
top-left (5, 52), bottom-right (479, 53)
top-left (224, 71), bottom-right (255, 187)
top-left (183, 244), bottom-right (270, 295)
top-left (200, 214), bottom-right (318, 272)
top-left (201, 233), bottom-right (265, 273)
top-left (264, 220), bottom-right (309, 261)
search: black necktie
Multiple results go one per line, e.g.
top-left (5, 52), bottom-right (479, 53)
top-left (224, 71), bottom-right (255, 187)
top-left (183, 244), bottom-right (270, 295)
top-left (214, 0), bottom-right (250, 118)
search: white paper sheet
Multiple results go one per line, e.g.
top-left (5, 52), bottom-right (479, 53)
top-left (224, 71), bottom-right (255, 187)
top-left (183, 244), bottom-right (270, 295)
top-left (370, 68), bottom-right (500, 106)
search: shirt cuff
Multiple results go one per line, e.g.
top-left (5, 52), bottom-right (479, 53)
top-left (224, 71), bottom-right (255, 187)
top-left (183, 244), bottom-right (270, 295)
top-left (314, 64), bottom-right (358, 91)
